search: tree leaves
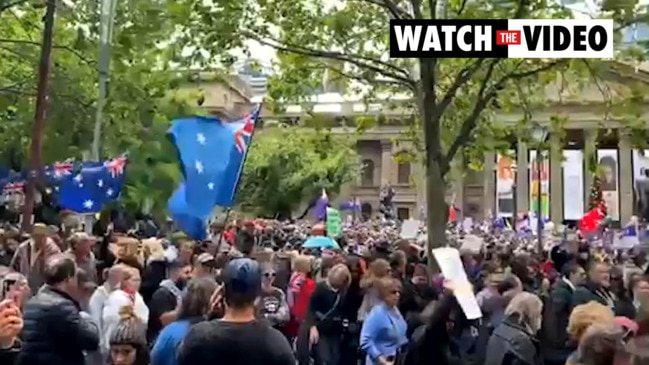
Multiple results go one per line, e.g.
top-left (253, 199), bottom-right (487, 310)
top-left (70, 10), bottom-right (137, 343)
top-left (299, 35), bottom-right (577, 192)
top-left (236, 128), bottom-right (361, 217)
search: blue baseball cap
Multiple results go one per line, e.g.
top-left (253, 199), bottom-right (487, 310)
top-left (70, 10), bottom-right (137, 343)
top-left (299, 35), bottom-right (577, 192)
top-left (222, 258), bottom-right (262, 297)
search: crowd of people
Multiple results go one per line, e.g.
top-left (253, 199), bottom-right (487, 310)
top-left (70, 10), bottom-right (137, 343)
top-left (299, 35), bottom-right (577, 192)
top-left (0, 215), bottom-right (648, 365)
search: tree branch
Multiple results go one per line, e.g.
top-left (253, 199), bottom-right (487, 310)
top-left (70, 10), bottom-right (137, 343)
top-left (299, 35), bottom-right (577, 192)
top-left (0, 38), bottom-right (97, 66)
top-left (456, 0), bottom-right (468, 16)
top-left (410, 0), bottom-right (423, 18)
top-left (513, 0), bottom-right (530, 19)
top-left (442, 59), bottom-right (501, 174)
top-left (435, 58), bottom-right (486, 119)
top-left (250, 35), bottom-right (415, 88)
top-left (0, 0), bottom-right (29, 13)
top-left (442, 59), bottom-right (564, 173)
top-left (361, 0), bottom-right (411, 19)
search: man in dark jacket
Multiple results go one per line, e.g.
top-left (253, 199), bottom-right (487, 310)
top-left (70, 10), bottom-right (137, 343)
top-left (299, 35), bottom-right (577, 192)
top-left (543, 262), bottom-right (585, 365)
top-left (571, 261), bottom-right (617, 309)
top-left (16, 254), bottom-right (100, 365)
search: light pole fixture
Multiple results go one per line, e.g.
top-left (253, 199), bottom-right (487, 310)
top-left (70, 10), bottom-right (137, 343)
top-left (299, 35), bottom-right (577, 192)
top-left (530, 123), bottom-right (549, 252)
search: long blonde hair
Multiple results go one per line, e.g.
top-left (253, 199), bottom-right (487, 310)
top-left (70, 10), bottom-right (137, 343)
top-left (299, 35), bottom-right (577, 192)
top-left (568, 302), bottom-right (615, 342)
top-left (505, 292), bottom-right (543, 332)
top-left (360, 259), bottom-right (390, 290)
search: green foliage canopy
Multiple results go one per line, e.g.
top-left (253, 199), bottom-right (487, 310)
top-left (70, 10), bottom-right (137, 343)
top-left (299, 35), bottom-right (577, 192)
top-left (237, 127), bottom-right (361, 218)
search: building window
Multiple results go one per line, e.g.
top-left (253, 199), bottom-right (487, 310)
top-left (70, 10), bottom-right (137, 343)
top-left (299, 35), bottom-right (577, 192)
top-left (397, 162), bottom-right (411, 184)
top-left (397, 207), bottom-right (410, 220)
top-left (361, 159), bottom-right (375, 186)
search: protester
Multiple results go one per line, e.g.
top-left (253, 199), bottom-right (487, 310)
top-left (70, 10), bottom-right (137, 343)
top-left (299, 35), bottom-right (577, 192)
top-left (484, 292), bottom-right (544, 365)
top-left (16, 254), bottom-right (99, 365)
top-left (177, 258), bottom-right (294, 365)
top-left (66, 232), bottom-right (98, 284)
top-left (358, 259), bottom-right (391, 321)
top-left (286, 255), bottom-right (315, 339)
top-left (103, 264), bottom-right (148, 355)
top-left (192, 253), bottom-right (216, 278)
top-left (360, 277), bottom-right (408, 365)
top-left (565, 302), bottom-right (617, 365)
top-left (147, 260), bottom-right (191, 342)
top-left (151, 277), bottom-right (219, 365)
top-left (544, 262), bottom-right (586, 365)
top-left (109, 305), bottom-right (149, 365)
top-left (572, 261), bottom-right (617, 310)
top-left (576, 323), bottom-right (627, 365)
top-left (10, 223), bottom-right (61, 292)
top-left (257, 265), bottom-right (290, 329)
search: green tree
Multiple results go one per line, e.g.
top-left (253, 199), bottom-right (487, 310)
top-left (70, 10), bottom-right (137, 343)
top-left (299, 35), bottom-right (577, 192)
top-left (180, 0), bottom-right (649, 259)
top-left (237, 127), bottom-right (360, 218)
top-left (0, 0), bottom-right (203, 215)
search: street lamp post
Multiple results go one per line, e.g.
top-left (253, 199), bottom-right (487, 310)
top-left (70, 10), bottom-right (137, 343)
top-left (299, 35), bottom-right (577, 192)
top-left (531, 125), bottom-right (549, 252)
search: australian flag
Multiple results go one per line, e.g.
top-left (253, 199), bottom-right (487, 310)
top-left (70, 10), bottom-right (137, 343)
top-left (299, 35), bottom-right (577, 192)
top-left (168, 105), bottom-right (261, 238)
top-left (55, 155), bottom-right (127, 213)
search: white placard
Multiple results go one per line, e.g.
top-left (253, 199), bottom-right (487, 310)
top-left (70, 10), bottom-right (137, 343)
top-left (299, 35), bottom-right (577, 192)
top-left (399, 219), bottom-right (419, 239)
top-left (432, 247), bottom-right (482, 320)
top-left (562, 150), bottom-right (584, 220)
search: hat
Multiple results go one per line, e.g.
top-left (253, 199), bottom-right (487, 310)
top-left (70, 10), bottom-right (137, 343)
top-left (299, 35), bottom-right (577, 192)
top-left (170, 231), bottom-right (188, 246)
top-left (222, 258), bottom-right (261, 297)
top-left (196, 252), bottom-right (216, 266)
top-left (32, 223), bottom-right (48, 236)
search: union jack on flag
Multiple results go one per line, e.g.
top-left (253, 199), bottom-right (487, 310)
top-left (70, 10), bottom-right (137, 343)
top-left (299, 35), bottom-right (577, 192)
top-left (51, 162), bottom-right (74, 178)
top-left (104, 156), bottom-right (127, 178)
top-left (3, 181), bottom-right (24, 193)
top-left (234, 113), bottom-right (255, 153)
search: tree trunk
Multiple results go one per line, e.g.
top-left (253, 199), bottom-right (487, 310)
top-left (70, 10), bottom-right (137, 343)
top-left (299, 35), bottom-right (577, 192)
top-left (425, 158), bottom-right (448, 273)
top-left (419, 58), bottom-right (448, 273)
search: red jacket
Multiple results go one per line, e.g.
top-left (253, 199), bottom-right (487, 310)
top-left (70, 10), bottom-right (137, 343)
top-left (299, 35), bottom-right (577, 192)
top-left (285, 273), bottom-right (316, 337)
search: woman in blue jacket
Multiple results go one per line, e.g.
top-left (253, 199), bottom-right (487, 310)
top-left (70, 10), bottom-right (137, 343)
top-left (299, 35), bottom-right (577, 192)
top-left (360, 277), bottom-right (408, 365)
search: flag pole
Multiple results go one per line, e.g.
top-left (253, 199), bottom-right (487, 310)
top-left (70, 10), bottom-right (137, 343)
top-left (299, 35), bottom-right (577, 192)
top-left (213, 103), bottom-right (262, 253)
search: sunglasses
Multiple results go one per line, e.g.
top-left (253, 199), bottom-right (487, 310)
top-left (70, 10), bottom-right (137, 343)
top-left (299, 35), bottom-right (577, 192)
top-left (264, 272), bottom-right (276, 278)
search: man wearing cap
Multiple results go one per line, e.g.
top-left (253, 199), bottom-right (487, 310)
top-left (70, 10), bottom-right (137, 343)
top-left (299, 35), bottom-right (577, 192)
top-left (178, 258), bottom-right (294, 365)
top-left (193, 253), bottom-right (216, 279)
top-left (10, 223), bottom-right (61, 293)
top-left (66, 232), bottom-right (98, 284)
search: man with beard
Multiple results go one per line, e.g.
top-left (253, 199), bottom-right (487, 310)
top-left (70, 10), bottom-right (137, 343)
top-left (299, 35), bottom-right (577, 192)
top-left (147, 260), bottom-right (192, 343)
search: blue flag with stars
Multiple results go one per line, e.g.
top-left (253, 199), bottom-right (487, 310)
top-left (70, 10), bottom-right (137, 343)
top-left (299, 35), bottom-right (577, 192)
top-left (55, 156), bottom-right (127, 213)
top-left (168, 104), bottom-right (260, 219)
top-left (167, 183), bottom-right (207, 240)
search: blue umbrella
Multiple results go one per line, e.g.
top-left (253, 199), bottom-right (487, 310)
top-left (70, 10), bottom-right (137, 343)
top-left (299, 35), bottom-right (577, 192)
top-left (303, 236), bottom-right (339, 249)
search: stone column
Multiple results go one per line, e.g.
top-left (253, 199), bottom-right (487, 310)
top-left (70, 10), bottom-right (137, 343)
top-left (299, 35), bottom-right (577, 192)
top-left (619, 136), bottom-right (633, 223)
top-left (380, 140), bottom-right (393, 185)
top-left (549, 135), bottom-right (564, 222)
top-left (516, 140), bottom-right (529, 214)
top-left (484, 152), bottom-right (496, 217)
top-left (583, 129), bottom-right (597, 208)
